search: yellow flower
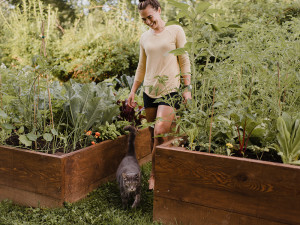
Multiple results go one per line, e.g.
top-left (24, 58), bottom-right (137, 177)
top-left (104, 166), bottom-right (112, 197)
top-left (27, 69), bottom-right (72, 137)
top-left (226, 143), bottom-right (233, 148)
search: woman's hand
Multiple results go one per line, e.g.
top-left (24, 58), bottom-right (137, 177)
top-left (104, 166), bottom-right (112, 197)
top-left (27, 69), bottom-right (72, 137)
top-left (127, 92), bottom-right (137, 108)
top-left (182, 91), bottom-right (192, 103)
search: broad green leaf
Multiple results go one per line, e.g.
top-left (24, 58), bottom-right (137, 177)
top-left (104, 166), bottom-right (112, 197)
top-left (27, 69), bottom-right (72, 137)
top-left (218, 21), bottom-right (230, 28)
top-left (206, 8), bottom-right (223, 14)
top-left (291, 119), bottom-right (300, 142)
top-left (18, 126), bottom-right (24, 134)
top-left (0, 109), bottom-right (8, 119)
top-left (19, 135), bottom-right (32, 147)
top-left (245, 113), bottom-right (256, 121)
top-left (177, 9), bottom-right (190, 19)
top-left (27, 133), bottom-right (37, 141)
top-left (210, 24), bottom-right (220, 31)
top-left (168, 0), bottom-right (189, 10)
top-left (251, 127), bottom-right (266, 138)
top-left (230, 113), bottom-right (241, 123)
top-left (213, 102), bottom-right (223, 108)
top-left (196, 43), bottom-right (209, 48)
top-left (246, 120), bottom-right (260, 134)
top-left (290, 160), bottom-right (300, 165)
top-left (184, 42), bottom-right (192, 49)
top-left (291, 119), bottom-right (300, 154)
top-left (282, 112), bottom-right (292, 133)
top-left (43, 133), bottom-right (53, 142)
top-left (166, 21), bottom-right (182, 26)
top-left (2, 123), bottom-right (15, 130)
top-left (51, 128), bottom-right (58, 136)
top-left (206, 23), bottom-right (220, 32)
top-left (169, 48), bottom-right (187, 56)
top-left (277, 117), bottom-right (290, 156)
top-left (196, 2), bottom-right (211, 13)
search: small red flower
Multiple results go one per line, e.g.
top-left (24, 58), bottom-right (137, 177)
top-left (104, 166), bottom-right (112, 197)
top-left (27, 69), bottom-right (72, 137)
top-left (91, 141), bottom-right (96, 145)
top-left (95, 132), bottom-right (101, 138)
top-left (86, 130), bottom-right (92, 136)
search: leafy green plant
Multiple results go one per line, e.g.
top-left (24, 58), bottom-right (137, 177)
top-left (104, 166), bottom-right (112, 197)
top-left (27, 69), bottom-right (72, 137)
top-left (230, 108), bottom-right (265, 155)
top-left (274, 112), bottom-right (300, 165)
top-left (63, 80), bottom-right (120, 150)
top-left (117, 99), bottom-right (146, 127)
top-left (0, 109), bottom-right (15, 144)
top-left (115, 74), bottom-right (142, 95)
top-left (167, 0), bottom-right (299, 163)
top-left (86, 120), bottom-right (131, 145)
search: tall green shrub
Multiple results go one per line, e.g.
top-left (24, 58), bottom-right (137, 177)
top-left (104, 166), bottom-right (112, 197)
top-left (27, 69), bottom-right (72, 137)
top-left (0, 0), bottom-right (60, 67)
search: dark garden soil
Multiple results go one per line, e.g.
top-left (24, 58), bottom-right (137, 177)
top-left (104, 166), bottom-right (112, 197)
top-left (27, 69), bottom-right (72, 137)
top-left (183, 142), bottom-right (283, 164)
top-left (5, 133), bottom-right (83, 155)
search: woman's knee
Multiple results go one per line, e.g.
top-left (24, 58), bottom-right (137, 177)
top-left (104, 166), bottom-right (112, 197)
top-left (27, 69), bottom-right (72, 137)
top-left (154, 123), bottom-right (171, 136)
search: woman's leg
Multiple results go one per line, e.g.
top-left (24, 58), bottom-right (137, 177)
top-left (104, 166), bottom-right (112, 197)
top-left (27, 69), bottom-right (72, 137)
top-left (145, 107), bottom-right (157, 150)
top-left (148, 105), bottom-right (176, 190)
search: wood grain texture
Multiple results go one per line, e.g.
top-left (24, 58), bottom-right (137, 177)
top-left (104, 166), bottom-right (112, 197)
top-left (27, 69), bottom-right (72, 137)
top-left (63, 127), bottom-right (152, 202)
top-left (0, 146), bottom-right (63, 200)
top-left (154, 142), bottom-right (300, 225)
top-left (0, 184), bottom-right (63, 208)
top-left (154, 196), bottom-right (289, 225)
top-left (0, 128), bottom-right (152, 207)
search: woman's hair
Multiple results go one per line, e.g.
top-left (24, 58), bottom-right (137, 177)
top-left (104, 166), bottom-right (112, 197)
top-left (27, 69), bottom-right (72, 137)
top-left (138, 0), bottom-right (161, 11)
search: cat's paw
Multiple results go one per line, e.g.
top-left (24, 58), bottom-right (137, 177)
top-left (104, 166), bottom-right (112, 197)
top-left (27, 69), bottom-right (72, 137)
top-left (131, 202), bottom-right (139, 209)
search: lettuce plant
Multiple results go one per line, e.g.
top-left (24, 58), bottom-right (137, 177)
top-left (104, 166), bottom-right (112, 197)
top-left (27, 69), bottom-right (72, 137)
top-left (274, 112), bottom-right (300, 165)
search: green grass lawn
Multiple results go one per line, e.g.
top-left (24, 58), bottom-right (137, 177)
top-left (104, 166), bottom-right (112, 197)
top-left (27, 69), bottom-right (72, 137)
top-left (0, 163), bottom-right (161, 225)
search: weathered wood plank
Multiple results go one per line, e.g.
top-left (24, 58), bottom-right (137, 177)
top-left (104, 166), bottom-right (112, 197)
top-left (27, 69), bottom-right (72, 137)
top-left (64, 128), bottom-right (152, 202)
top-left (135, 128), bottom-right (152, 160)
top-left (0, 128), bottom-right (152, 207)
top-left (153, 196), bottom-right (289, 225)
top-left (0, 184), bottom-right (63, 208)
top-left (155, 145), bottom-right (300, 225)
top-left (63, 136), bottom-right (127, 202)
top-left (0, 146), bottom-right (63, 200)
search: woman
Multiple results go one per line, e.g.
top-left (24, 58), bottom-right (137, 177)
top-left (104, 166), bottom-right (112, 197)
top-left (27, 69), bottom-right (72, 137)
top-left (128, 0), bottom-right (191, 190)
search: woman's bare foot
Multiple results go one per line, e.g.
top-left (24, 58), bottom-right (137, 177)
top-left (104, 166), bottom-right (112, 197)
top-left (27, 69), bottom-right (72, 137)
top-left (148, 175), bottom-right (155, 190)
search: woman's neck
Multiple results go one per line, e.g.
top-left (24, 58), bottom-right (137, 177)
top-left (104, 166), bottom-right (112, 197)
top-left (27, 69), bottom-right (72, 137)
top-left (153, 20), bottom-right (165, 34)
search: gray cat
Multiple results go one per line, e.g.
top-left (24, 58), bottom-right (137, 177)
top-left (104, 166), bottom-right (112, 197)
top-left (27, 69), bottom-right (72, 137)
top-left (116, 125), bottom-right (141, 209)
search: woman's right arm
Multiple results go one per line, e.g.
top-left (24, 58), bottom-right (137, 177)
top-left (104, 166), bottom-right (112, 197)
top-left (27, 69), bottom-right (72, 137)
top-left (128, 39), bottom-right (146, 108)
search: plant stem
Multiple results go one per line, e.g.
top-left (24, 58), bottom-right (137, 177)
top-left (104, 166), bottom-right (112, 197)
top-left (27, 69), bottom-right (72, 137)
top-left (46, 75), bottom-right (54, 129)
top-left (277, 62), bottom-right (281, 113)
top-left (244, 127), bottom-right (255, 153)
top-left (208, 86), bottom-right (215, 153)
top-left (0, 72), bottom-right (2, 110)
top-left (236, 125), bottom-right (242, 151)
top-left (242, 119), bottom-right (247, 153)
top-left (41, 20), bottom-right (54, 129)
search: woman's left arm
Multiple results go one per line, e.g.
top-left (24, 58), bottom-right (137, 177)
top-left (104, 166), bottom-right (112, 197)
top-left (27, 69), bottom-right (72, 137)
top-left (176, 26), bottom-right (192, 102)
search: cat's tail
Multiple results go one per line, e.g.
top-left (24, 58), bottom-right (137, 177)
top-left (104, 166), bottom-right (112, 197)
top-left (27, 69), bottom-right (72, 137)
top-left (124, 125), bottom-right (137, 156)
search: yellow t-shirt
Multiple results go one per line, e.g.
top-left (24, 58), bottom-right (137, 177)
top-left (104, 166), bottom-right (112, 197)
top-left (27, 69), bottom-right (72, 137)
top-left (134, 25), bottom-right (191, 98)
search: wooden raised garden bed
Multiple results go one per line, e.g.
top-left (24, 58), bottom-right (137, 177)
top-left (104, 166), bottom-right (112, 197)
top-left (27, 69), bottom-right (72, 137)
top-left (0, 128), bottom-right (152, 208)
top-left (153, 139), bottom-right (300, 225)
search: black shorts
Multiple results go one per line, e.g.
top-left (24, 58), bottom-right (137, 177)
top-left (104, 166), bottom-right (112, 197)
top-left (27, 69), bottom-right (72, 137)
top-left (143, 92), bottom-right (181, 110)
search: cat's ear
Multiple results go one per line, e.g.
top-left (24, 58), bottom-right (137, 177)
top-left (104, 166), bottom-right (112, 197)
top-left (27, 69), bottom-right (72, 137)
top-left (122, 173), bottom-right (127, 180)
